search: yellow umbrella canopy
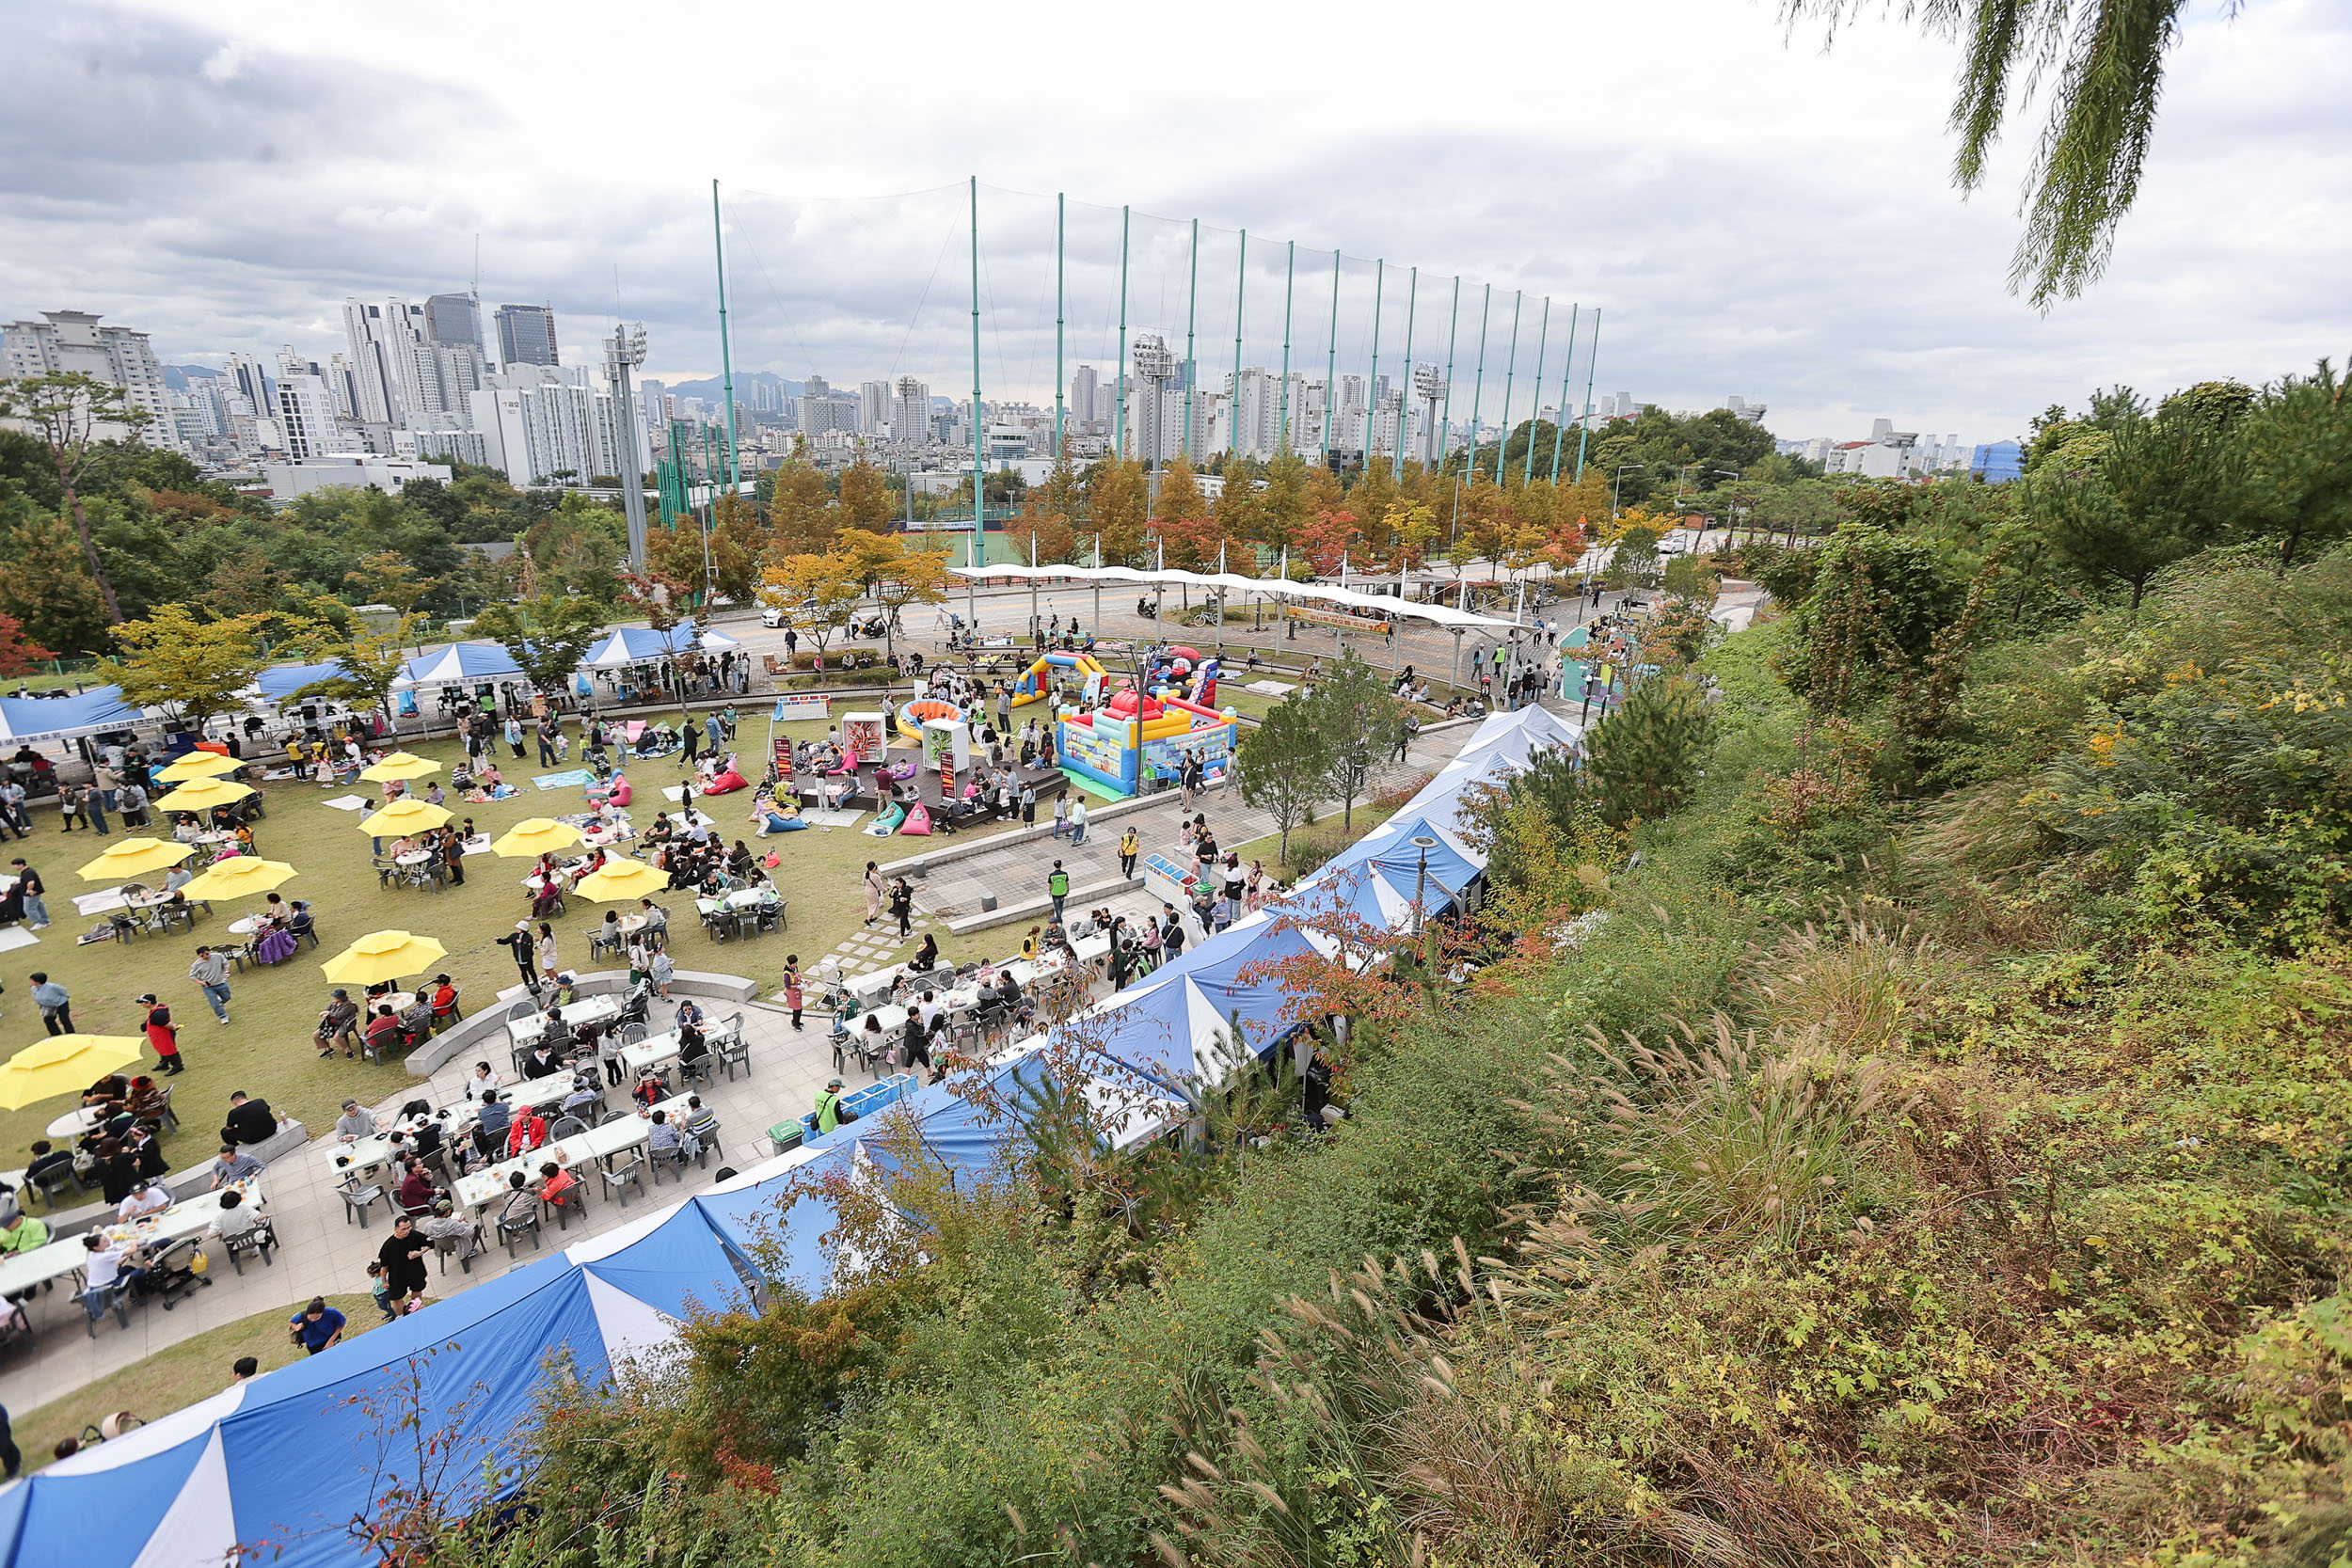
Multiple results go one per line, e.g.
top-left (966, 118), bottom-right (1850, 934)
top-left (77, 836), bottom-right (197, 882)
top-left (490, 818), bottom-right (584, 858)
top-left (153, 751), bottom-right (243, 783)
top-left (572, 857), bottom-right (668, 903)
top-left (320, 929), bottom-right (449, 987)
top-left (178, 857), bottom-right (299, 899)
top-left (151, 776), bottom-right (257, 813)
top-left (0, 1035), bottom-right (148, 1112)
top-left (358, 799), bottom-right (453, 836)
top-left (358, 752), bottom-right (442, 783)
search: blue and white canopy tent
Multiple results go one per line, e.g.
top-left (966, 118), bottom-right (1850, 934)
top-left (390, 642), bottom-right (527, 690)
top-left (0, 687), bottom-right (144, 745)
top-left (580, 621), bottom-right (739, 669)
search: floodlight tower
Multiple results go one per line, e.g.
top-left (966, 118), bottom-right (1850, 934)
top-left (1131, 333), bottom-right (1177, 470)
top-left (1412, 362), bottom-right (1448, 469)
top-left (604, 322), bottom-right (650, 570)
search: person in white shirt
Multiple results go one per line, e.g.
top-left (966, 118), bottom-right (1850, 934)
top-left (464, 1062), bottom-right (502, 1102)
top-left (117, 1180), bottom-right (170, 1222)
top-left (81, 1235), bottom-right (144, 1297)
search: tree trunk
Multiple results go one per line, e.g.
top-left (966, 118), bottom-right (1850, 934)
top-left (56, 461), bottom-right (123, 624)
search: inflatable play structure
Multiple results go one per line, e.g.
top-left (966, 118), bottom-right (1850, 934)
top-left (1010, 649), bottom-right (1108, 707)
top-left (896, 698), bottom-right (962, 743)
top-left (1057, 681), bottom-right (1236, 798)
top-left (1145, 645), bottom-right (1222, 709)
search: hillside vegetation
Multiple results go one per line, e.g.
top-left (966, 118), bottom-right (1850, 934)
top-left (420, 371), bottom-right (2352, 1568)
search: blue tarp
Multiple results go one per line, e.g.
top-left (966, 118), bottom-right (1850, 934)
top-left (0, 686), bottom-right (140, 743)
top-left (253, 660), bottom-right (349, 700)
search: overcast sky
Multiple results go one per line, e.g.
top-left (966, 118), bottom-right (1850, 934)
top-left (5, 0), bottom-right (2345, 445)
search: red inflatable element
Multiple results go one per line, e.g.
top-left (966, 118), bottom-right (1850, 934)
top-left (1103, 688), bottom-right (1164, 721)
top-left (1168, 645), bottom-right (1200, 662)
top-left (702, 768), bottom-right (748, 795)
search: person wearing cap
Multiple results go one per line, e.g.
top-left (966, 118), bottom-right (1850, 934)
top-left (117, 1179), bottom-right (169, 1222)
top-left (315, 990), bottom-right (360, 1058)
top-left (417, 1196), bottom-right (478, 1261)
top-left (135, 993), bottom-right (184, 1075)
top-left (813, 1076), bottom-right (858, 1134)
top-left (496, 922), bottom-right (537, 990)
top-left (334, 1101), bottom-right (379, 1143)
top-left (187, 944), bottom-right (232, 1023)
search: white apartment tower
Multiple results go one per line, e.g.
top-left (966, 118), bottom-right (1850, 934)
top-left (1, 309), bottom-right (173, 436)
top-left (889, 377), bottom-right (930, 444)
top-left (858, 380), bottom-right (890, 438)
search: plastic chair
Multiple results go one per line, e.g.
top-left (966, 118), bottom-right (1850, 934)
top-left (339, 1175), bottom-right (388, 1228)
top-left (31, 1163), bottom-right (82, 1209)
top-left (222, 1221), bottom-right (277, 1275)
top-left (598, 1154), bottom-right (644, 1208)
top-left (432, 1224), bottom-right (479, 1275)
top-left (545, 1180), bottom-right (589, 1230)
top-left (81, 1278), bottom-right (135, 1337)
top-left (717, 1030), bottom-right (753, 1083)
top-left (496, 1207), bottom-right (542, 1256)
top-left (688, 1120), bottom-right (723, 1168)
top-left (548, 1115), bottom-right (588, 1139)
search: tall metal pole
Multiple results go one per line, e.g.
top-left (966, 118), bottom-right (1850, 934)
top-left (1494, 290), bottom-right (1521, 485)
top-left (1465, 285), bottom-right (1491, 485)
top-left (1183, 218), bottom-right (1199, 464)
top-left (1321, 249), bottom-right (1340, 470)
top-left (711, 180), bottom-right (740, 502)
top-left (970, 176), bottom-right (985, 538)
top-left (1573, 309), bottom-right (1600, 482)
top-left (1278, 241), bottom-right (1295, 456)
top-left (1115, 205), bottom-right (1130, 461)
top-left (1437, 278), bottom-right (1460, 477)
top-left (1232, 230), bottom-right (1248, 460)
top-left (1521, 298), bottom-right (1548, 486)
top-left (1550, 303), bottom-right (1579, 483)
top-left (1395, 267), bottom-right (1417, 481)
top-left (1054, 193), bottom-right (1065, 460)
top-left (607, 324), bottom-right (647, 572)
top-left (1364, 261), bottom-right (1384, 473)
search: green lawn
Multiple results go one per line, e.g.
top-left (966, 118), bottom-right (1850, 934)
top-left (1228, 798), bottom-right (1405, 881)
top-left (8, 1292), bottom-right (386, 1470)
top-left (1, 721), bottom-right (1031, 1174)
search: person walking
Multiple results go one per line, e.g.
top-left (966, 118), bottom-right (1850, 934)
top-left (57, 782), bottom-right (88, 833)
top-left (1050, 793), bottom-right (1071, 841)
top-left (682, 720), bottom-right (702, 768)
top-left (119, 780), bottom-right (151, 829)
top-left (1045, 860), bottom-right (1070, 927)
top-left (8, 859), bottom-right (47, 930)
top-left (536, 718), bottom-right (561, 768)
top-left (1068, 797), bottom-right (1089, 846)
top-left (376, 1215), bottom-right (431, 1314)
top-left (137, 993), bottom-right (184, 1075)
top-left (505, 715), bottom-right (526, 759)
top-left (888, 878), bottom-right (914, 941)
top-left (94, 759), bottom-right (119, 819)
top-left (1118, 826), bottom-right (1139, 879)
top-left (30, 973), bottom-right (71, 1035)
top-left (187, 944), bottom-right (232, 1022)
top-left (862, 862), bottom-right (884, 926)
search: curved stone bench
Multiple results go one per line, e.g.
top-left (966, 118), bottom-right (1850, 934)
top-left (402, 969), bottom-right (758, 1077)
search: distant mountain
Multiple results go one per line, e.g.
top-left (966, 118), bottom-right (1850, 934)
top-left (661, 371), bottom-right (800, 401)
top-left (163, 364), bottom-right (222, 390)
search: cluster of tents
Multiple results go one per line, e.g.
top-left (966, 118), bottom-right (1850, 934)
top-left (0, 704), bottom-right (1581, 1568)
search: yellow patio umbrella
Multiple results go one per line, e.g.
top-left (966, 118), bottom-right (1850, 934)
top-left (151, 776), bottom-right (257, 814)
top-left (572, 857), bottom-right (668, 903)
top-left (490, 817), bottom-right (584, 858)
top-left (76, 836), bottom-right (197, 882)
top-left (178, 857), bottom-right (299, 899)
top-left (0, 1035), bottom-right (147, 1112)
top-left (321, 929), bottom-right (449, 987)
top-left (153, 751), bottom-right (243, 783)
top-left (358, 799), bottom-right (453, 836)
top-left (358, 752), bottom-right (442, 783)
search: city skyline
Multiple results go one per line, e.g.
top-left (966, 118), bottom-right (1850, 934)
top-left (3, 3), bottom-right (2342, 448)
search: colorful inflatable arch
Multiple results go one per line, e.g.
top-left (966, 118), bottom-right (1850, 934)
top-left (1010, 649), bottom-right (1107, 707)
top-left (895, 698), bottom-right (963, 743)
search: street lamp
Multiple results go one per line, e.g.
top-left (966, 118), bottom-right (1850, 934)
top-left (1612, 464), bottom-right (1645, 519)
top-left (1707, 468), bottom-right (1740, 548)
top-left (1409, 834), bottom-right (1438, 938)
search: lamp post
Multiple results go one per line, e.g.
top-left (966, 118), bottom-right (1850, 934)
top-left (1410, 834), bottom-right (1438, 937)
top-left (1706, 469), bottom-right (1740, 550)
top-left (1612, 464), bottom-right (1645, 519)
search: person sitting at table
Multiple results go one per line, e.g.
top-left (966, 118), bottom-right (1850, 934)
top-left (1019, 926), bottom-right (1042, 960)
top-left (26, 1139), bottom-right (74, 1191)
top-left (504, 1106), bottom-right (548, 1160)
top-left (994, 969), bottom-right (1022, 1007)
top-left (124, 1074), bottom-right (167, 1123)
top-left (496, 1170), bottom-right (540, 1230)
top-left (676, 1018), bottom-right (710, 1073)
top-left (910, 932), bottom-right (941, 974)
top-left (645, 1109), bottom-right (686, 1167)
top-left (1, 1208), bottom-right (51, 1282)
top-left (395, 1156), bottom-right (439, 1214)
top-left (171, 814), bottom-right (202, 845)
top-left (463, 1061), bottom-right (502, 1102)
top-left (560, 1073), bottom-right (604, 1121)
top-left (284, 899), bottom-right (316, 944)
top-left (472, 1092), bottom-right (512, 1157)
top-left (428, 974), bottom-right (460, 1033)
top-left (84, 1073), bottom-right (131, 1112)
top-left (630, 1067), bottom-right (666, 1111)
top-left (161, 862), bottom-right (194, 904)
top-left (230, 821), bottom-right (257, 856)
top-left (207, 1188), bottom-right (270, 1250)
top-left (399, 991), bottom-right (436, 1046)
top-left (83, 1233), bottom-right (147, 1304)
top-left (532, 1158), bottom-right (579, 1211)
top-left (335, 1100), bottom-right (380, 1144)
top-left (419, 1198), bottom-right (478, 1261)
top-left (93, 1138), bottom-right (138, 1206)
top-left (596, 907), bottom-right (624, 954)
top-left (117, 1178), bottom-right (170, 1222)
top-left (522, 1042), bottom-right (564, 1080)
top-left (316, 990), bottom-right (361, 1058)
top-left (363, 1005), bottom-right (405, 1060)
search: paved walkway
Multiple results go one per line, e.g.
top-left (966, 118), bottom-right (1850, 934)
top-left (905, 719), bottom-right (1491, 925)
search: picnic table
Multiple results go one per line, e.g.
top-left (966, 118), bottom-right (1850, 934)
top-left (506, 994), bottom-right (621, 1045)
top-left (451, 1104), bottom-right (693, 1212)
top-left (45, 1105), bottom-right (105, 1141)
top-left (0, 1180), bottom-right (270, 1302)
top-left (618, 1028), bottom-right (684, 1077)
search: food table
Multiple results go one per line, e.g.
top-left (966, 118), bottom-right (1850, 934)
top-left (506, 994), bottom-right (621, 1045)
top-left (618, 1028), bottom-right (683, 1077)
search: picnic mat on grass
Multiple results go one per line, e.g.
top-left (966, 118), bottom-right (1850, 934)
top-left (799, 809), bottom-right (865, 829)
top-left (0, 926), bottom-right (39, 953)
top-left (321, 795), bottom-right (370, 811)
top-left (532, 769), bottom-right (594, 790)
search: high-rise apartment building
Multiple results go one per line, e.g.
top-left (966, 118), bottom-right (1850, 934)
top-left (494, 304), bottom-right (559, 367)
top-left (1069, 365), bottom-right (1099, 433)
top-left (2, 309), bottom-right (173, 435)
top-left (425, 293), bottom-right (483, 350)
top-left (858, 380), bottom-right (890, 438)
top-left (889, 377), bottom-right (930, 444)
top-left (274, 373), bottom-right (346, 460)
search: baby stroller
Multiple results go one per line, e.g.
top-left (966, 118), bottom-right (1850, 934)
top-left (145, 1235), bottom-right (214, 1310)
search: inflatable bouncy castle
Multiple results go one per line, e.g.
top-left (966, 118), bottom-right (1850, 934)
top-left (1056, 681), bottom-right (1236, 798)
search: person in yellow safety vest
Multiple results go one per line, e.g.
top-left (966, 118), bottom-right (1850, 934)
top-left (814, 1076), bottom-right (859, 1134)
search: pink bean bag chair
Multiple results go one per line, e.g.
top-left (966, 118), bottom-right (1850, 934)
top-left (898, 802), bottom-right (933, 835)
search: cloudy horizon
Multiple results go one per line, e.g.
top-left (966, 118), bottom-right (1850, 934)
top-left (5, 0), bottom-right (2345, 449)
